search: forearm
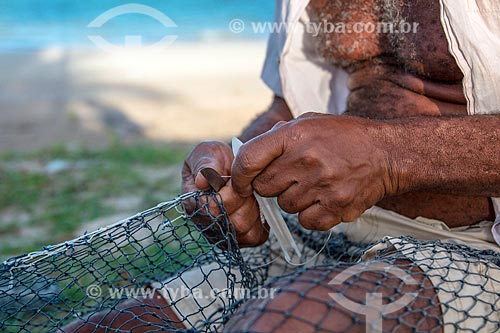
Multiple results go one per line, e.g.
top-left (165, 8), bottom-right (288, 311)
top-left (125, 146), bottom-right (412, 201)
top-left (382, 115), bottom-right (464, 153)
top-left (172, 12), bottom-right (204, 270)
top-left (239, 96), bottom-right (293, 142)
top-left (379, 115), bottom-right (500, 197)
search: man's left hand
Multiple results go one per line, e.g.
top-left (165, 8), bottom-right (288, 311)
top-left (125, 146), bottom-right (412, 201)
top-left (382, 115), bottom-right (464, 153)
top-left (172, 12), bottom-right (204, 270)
top-left (231, 113), bottom-right (396, 232)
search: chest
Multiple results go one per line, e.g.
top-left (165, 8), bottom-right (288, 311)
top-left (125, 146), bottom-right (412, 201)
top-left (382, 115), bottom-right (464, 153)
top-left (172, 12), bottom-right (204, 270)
top-left (307, 0), bottom-right (463, 81)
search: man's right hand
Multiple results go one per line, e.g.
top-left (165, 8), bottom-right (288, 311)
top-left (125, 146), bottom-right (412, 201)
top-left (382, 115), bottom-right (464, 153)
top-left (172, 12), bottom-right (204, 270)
top-left (181, 141), bottom-right (268, 247)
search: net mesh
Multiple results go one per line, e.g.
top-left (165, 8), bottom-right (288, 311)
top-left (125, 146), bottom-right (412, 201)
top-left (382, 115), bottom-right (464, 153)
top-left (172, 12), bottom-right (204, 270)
top-left (0, 191), bottom-right (257, 332)
top-left (1, 191), bottom-right (499, 332)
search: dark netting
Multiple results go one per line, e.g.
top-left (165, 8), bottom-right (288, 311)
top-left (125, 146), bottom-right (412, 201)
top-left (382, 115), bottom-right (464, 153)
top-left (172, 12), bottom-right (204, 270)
top-left (1, 191), bottom-right (500, 332)
top-left (226, 236), bottom-right (500, 333)
top-left (0, 191), bottom-right (260, 333)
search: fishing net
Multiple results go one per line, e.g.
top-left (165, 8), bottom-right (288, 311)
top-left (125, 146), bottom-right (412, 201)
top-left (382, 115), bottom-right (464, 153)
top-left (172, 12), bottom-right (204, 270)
top-left (0, 191), bottom-right (255, 333)
top-left (226, 238), bottom-right (500, 333)
top-left (1, 191), bottom-right (499, 332)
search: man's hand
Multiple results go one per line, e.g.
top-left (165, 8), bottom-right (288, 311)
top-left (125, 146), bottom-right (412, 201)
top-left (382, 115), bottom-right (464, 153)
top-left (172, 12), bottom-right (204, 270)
top-left (232, 113), bottom-right (395, 232)
top-left (181, 141), bottom-right (268, 247)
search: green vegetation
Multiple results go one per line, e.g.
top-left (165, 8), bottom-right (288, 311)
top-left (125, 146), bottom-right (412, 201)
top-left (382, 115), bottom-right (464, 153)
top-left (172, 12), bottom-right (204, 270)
top-left (0, 142), bottom-right (191, 260)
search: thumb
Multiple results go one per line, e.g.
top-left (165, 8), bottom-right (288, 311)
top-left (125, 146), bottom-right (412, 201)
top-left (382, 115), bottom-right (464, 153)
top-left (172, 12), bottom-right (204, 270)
top-left (191, 158), bottom-right (225, 190)
top-left (185, 142), bottom-right (234, 190)
top-left (232, 129), bottom-right (285, 197)
top-left (271, 120), bottom-right (288, 130)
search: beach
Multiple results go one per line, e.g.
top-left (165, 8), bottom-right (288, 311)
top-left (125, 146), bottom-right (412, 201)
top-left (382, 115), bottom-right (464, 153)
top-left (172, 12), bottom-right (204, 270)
top-left (0, 40), bottom-right (272, 151)
top-left (0, 2), bottom-right (275, 256)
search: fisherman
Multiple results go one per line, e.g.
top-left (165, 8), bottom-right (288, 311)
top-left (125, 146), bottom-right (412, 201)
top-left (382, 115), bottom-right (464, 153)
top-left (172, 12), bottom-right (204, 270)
top-left (184, 0), bottom-right (500, 331)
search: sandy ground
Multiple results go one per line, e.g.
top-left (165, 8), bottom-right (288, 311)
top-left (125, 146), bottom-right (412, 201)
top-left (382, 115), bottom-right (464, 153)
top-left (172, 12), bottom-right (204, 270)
top-left (0, 41), bottom-right (272, 152)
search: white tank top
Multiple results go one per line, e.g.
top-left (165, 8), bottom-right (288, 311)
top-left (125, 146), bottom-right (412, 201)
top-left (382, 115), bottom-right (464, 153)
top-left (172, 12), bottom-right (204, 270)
top-left (260, 0), bottom-right (500, 245)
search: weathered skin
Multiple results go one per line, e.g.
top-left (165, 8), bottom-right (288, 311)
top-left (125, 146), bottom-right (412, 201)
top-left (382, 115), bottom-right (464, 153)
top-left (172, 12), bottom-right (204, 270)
top-left (306, 0), bottom-right (494, 227)
top-left (183, 0), bottom-right (497, 244)
top-left (186, 1), bottom-right (500, 332)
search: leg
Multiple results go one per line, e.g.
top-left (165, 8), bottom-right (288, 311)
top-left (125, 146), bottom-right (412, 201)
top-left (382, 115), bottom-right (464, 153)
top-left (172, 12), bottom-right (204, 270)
top-left (224, 260), bottom-right (443, 333)
top-left (59, 290), bottom-right (185, 333)
top-left (59, 262), bottom-right (240, 332)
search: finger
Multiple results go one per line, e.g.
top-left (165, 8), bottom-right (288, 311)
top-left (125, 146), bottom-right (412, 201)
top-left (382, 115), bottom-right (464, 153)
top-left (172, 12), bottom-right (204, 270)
top-left (186, 192), bottom-right (224, 234)
top-left (251, 153), bottom-right (303, 197)
top-left (237, 215), bottom-right (269, 247)
top-left (296, 111), bottom-right (321, 119)
top-left (340, 201), bottom-right (369, 222)
top-left (183, 177), bottom-right (236, 216)
top-left (181, 160), bottom-right (198, 194)
top-left (271, 120), bottom-right (288, 130)
top-left (192, 158), bottom-right (230, 190)
top-left (197, 192), bottom-right (223, 217)
top-left (298, 203), bottom-right (341, 231)
top-left (182, 162), bottom-right (212, 215)
top-left (220, 180), bottom-right (260, 235)
top-left (219, 179), bottom-right (247, 214)
top-left (227, 197), bottom-right (260, 236)
top-left (256, 222), bottom-right (270, 246)
top-left (232, 130), bottom-right (286, 197)
top-left (194, 168), bottom-right (215, 190)
top-left (277, 183), bottom-right (318, 214)
top-left (186, 142), bottom-right (234, 190)
top-left (200, 168), bottom-right (227, 192)
top-left (341, 208), bottom-right (365, 223)
top-left (256, 220), bottom-right (271, 246)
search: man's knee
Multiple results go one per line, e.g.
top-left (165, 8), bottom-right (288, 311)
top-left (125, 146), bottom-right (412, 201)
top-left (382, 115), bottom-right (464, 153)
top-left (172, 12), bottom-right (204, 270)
top-left (224, 261), bottom-right (443, 333)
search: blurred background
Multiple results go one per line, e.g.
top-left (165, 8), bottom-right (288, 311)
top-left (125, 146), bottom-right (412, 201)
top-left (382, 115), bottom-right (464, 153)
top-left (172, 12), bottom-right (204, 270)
top-left (0, 0), bottom-right (274, 259)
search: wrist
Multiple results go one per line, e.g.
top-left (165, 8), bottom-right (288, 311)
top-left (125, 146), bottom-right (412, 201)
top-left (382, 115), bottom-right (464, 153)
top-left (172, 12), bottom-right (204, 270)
top-left (367, 120), bottom-right (414, 196)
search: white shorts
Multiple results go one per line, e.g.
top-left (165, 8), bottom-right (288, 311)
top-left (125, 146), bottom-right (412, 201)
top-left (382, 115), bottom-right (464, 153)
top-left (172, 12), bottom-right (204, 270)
top-left (156, 205), bottom-right (500, 332)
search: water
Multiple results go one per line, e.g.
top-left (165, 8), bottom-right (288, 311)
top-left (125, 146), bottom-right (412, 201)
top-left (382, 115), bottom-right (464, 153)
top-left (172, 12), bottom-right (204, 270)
top-left (0, 0), bottom-right (275, 51)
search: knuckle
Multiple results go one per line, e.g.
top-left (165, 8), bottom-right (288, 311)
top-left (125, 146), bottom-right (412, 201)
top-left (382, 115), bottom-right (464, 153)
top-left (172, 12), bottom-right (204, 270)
top-left (231, 217), bottom-right (253, 235)
top-left (319, 166), bottom-right (337, 182)
top-left (299, 203), bottom-right (340, 231)
top-left (259, 237), bottom-right (269, 247)
top-left (180, 183), bottom-right (192, 195)
top-left (300, 150), bottom-right (321, 168)
top-left (195, 157), bottom-right (214, 170)
top-left (183, 153), bottom-right (195, 170)
top-left (189, 141), bottom-right (231, 168)
top-left (182, 198), bottom-right (196, 214)
top-left (271, 120), bottom-right (288, 130)
top-left (198, 140), bottom-right (223, 149)
top-left (255, 169), bottom-right (275, 185)
top-left (297, 111), bottom-right (317, 119)
top-left (286, 121), bottom-right (304, 142)
top-left (298, 212), bottom-right (315, 230)
top-left (189, 141), bottom-right (213, 159)
top-left (238, 226), bottom-right (262, 247)
top-left (342, 209), bottom-right (363, 222)
top-left (316, 217), bottom-right (336, 231)
top-left (255, 229), bottom-right (270, 247)
top-left (252, 180), bottom-right (273, 198)
top-left (233, 146), bottom-right (252, 174)
top-left (332, 189), bottom-right (353, 207)
top-left (251, 175), bottom-right (266, 191)
top-left (277, 195), bottom-right (298, 214)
